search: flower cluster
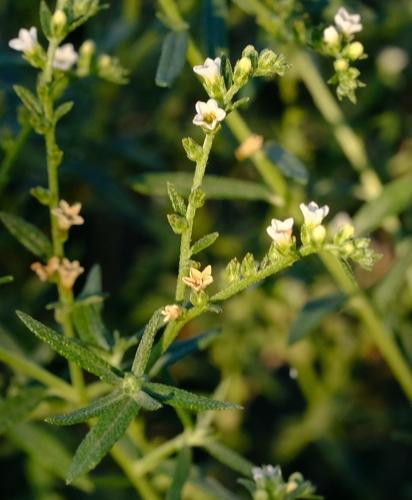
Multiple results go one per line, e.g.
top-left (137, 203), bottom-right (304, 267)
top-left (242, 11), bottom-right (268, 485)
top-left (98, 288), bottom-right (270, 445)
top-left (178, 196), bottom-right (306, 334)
top-left (317, 7), bottom-right (367, 103)
top-left (31, 256), bottom-right (84, 290)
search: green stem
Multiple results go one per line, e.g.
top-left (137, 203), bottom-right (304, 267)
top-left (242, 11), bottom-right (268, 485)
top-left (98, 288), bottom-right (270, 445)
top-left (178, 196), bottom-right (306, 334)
top-left (0, 345), bottom-right (77, 402)
top-left (0, 121), bottom-right (31, 195)
top-left (320, 252), bottom-right (412, 402)
top-left (175, 133), bottom-right (215, 303)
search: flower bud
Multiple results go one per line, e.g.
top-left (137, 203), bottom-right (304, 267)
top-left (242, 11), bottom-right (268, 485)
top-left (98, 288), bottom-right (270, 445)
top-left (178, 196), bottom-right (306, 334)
top-left (167, 214), bottom-right (188, 234)
top-left (334, 223), bottom-right (355, 245)
top-left (52, 10), bottom-right (67, 38)
top-left (240, 252), bottom-right (257, 277)
top-left (225, 258), bottom-right (241, 283)
top-left (311, 225), bottom-right (326, 243)
top-left (189, 189), bottom-right (205, 209)
top-left (334, 58), bottom-right (349, 71)
top-left (77, 40), bottom-right (95, 77)
top-left (323, 25), bottom-right (340, 45)
top-left (190, 290), bottom-right (208, 307)
top-left (347, 41), bottom-right (364, 60)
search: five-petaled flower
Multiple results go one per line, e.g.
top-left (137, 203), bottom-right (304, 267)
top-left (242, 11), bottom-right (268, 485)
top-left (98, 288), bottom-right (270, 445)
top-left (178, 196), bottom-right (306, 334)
top-left (193, 99), bottom-right (226, 131)
top-left (193, 57), bottom-right (221, 81)
top-left (9, 27), bottom-right (38, 54)
top-left (182, 265), bottom-right (213, 292)
top-left (57, 258), bottom-right (84, 290)
top-left (334, 7), bottom-right (362, 36)
top-left (300, 201), bottom-right (329, 228)
top-left (266, 217), bottom-right (294, 246)
top-left (161, 304), bottom-right (182, 323)
top-left (53, 43), bottom-right (78, 70)
top-left (51, 200), bottom-right (84, 231)
top-left (30, 256), bottom-right (60, 282)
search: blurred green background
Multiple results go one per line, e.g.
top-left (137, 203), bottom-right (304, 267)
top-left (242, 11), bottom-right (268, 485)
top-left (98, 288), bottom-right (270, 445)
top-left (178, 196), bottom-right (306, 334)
top-left (2, 0), bottom-right (412, 499)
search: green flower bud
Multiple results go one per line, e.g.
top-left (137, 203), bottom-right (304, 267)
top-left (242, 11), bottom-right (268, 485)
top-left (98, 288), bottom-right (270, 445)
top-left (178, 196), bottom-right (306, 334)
top-left (334, 223), bottom-right (355, 245)
top-left (189, 189), bottom-right (205, 209)
top-left (122, 373), bottom-right (143, 397)
top-left (31, 186), bottom-right (52, 206)
top-left (334, 58), bottom-right (349, 71)
top-left (77, 40), bottom-right (95, 77)
top-left (241, 252), bottom-right (257, 277)
top-left (182, 137), bottom-right (203, 162)
top-left (225, 257), bottom-right (241, 283)
top-left (167, 214), bottom-right (188, 234)
top-left (233, 57), bottom-right (253, 87)
top-left (347, 41), bottom-right (364, 60)
top-left (52, 10), bottom-right (67, 38)
top-left (190, 290), bottom-right (208, 307)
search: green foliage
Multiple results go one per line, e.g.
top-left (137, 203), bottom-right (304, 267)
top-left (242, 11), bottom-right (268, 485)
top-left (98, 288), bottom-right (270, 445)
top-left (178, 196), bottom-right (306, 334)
top-left (155, 30), bottom-right (189, 87)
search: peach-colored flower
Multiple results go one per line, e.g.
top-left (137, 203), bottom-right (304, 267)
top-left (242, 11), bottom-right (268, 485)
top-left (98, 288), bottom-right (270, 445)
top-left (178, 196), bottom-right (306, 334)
top-left (30, 256), bottom-right (60, 282)
top-left (182, 265), bottom-right (214, 292)
top-left (57, 258), bottom-right (84, 290)
top-left (235, 134), bottom-right (263, 161)
top-left (161, 304), bottom-right (182, 322)
top-left (51, 200), bottom-right (84, 231)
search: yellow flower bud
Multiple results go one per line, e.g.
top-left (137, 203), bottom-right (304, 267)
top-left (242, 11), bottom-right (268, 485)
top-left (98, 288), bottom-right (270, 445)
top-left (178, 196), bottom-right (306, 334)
top-left (52, 9), bottom-right (67, 27)
top-left (348, 41), bottom-right (364, 60)
top-left (312, 225), bottom-right (326, 243)
top-left (334, 58), bottom-right (349, 71)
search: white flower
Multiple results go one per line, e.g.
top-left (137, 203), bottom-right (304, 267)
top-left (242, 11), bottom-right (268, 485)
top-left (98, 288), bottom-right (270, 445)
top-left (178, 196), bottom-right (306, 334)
top-left (300, 201), bottom-right (329, 227)
top-left (161, 304), bottom-right (182, 322)
top-left (182, 265), bottom-right (214, 292)
top-left (193, 57), bottom-right (221, 81)
top-left (51, 200), bottom-right (84, 230)
top-left (9, 27), bottom-right (38, 53)
top-left (193, 99), bottom-right (226, 130)
top-left (323, 25), bottom-right (340, 44)
top-left (57, 258), bottom-right (84, 290)
top-left (266, 217), bottom-right (294, 246)
top-left (53, 43), bottom-right (78, 70)
top-left (334, 7), bottom-right (363, 36)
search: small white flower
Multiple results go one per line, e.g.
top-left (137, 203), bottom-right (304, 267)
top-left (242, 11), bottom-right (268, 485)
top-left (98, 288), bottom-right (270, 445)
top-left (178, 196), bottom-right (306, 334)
top-left (161, 304), bottom-right (182, 323)
top-left (252, 467), bottom-right (264, 481)
top-left (266, 217), bottom-right (294, 246)
top-left (193, 57), bottom-right (221, 81)
top-left (300, 201), bottom-right (329, 227)
top-left (9, 27), bottom-right (38, 53)
top-left (193, 99), bottom-right (226, 130)
top-left (53, 43), bottom-right (78, 70)
top-left (323, 25), bottom-right (340, 44)
top-left (334, 7), bottom-right (363, 36)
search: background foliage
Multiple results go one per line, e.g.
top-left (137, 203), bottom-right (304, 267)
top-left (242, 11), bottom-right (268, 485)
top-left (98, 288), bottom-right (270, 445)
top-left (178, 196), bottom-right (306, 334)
top-left (1, 0), bottom-right (412, 499)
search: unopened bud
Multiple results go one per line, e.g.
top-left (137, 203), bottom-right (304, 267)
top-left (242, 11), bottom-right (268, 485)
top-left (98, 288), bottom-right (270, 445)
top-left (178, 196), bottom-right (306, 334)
top-left (347, 41), bottom-right (364, 60)
top-left (53, 9), bottom-right (67, 27)
top-left (311, 225), bottom-right (326, 243)
top-left (323, 25), bottom-right (339, 45)
top-left (334, 58), bottom-right (349, 71)
top-left (80, 39), bottom-right (95, 56)
top-left (225, 258), bottom-right (241, 283)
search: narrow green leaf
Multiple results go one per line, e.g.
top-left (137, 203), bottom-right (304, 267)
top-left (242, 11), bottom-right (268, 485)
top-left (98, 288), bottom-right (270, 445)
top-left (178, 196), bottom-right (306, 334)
top-left (67, 397), bottom-right (140, 484)
top-left (0, 275), bottom-right (13, 285)
top-left (144, 382), bottom-right (243, 412)
top-left (202, 0), bottom-right (228, 57)
top-left (16, 311), bottom-right (123, 386)
top-left (203, 441), bottom-right (254, 477)
top-left (72, 302), bottom-right (111, 350)
top-left (39, 0), bottom-right (53, 38)
top-left (155, 31), bottom-right (188, 87)
top-left (78, 263), bottom-right (103, 298)
top-left (134, 390), bottom-right (163, 410)
top-left (8, 422), bottom-right (93, 492)
top-left (54, 101), bottom-right (74, 122)
top-left (182, 137), bottom-right (203, 162)
top-left (0, 212), bottom-right (53, 260)
top-left (353, 174), bottom-right (412, 236)
top-left (264, 141), bottom-right (309, 184)
top-left (191, 232), bottom-right (219, 256)
top-left (166, 446), bottom-right (192, 500)
top-left (288, 294), bottom-right (346, 345)
top-left (0, 387), bottom-right (46, 435)
top-left (132, 309), bottom-right (163, 377)
top-left (45, 390), bottom-right (124, 426)
top-left (167, 182), bottom-right (187, 216)
top-left (131, 173), bottom-right (281, 205)
top-left (13, 85), bottom-right (43, 117)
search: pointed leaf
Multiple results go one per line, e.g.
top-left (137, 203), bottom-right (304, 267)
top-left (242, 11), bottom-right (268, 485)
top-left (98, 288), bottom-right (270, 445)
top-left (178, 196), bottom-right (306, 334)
top-left (134, 390), bottom-right (163, 410)
top-left (288, 294), bottom-right (346, 345)
top-left (182, 137), bottom-right (203, 162)
top-left (144, 382), bottom-right (243, 412)
top-left (17, 311), bottom-right (123, 385)
top-left (8, 422), bottom-right (93, 491)
top-left (39, 0), bottom-right (53, 38)
top-left (0, 387), bottom-right (46, 435)
top-left (13, 85), bottom-right (43, 117)
top-left (191, 232), bottom-right (219, 256)
top-left (72, 302), bottom-right (111, 350)
top-left (155, 31), bottom-right (188, 87)
top-left (264, 141), bottom-right (309, 184)
top-left (0, 212), bottom-right (53, 260)
top-left (77, 264), bottom-right (103, 298)
top-left (132, 309), bottom-right (163, 377)
top-left (54, 101), bottom-right (74, 122)
top-left (131, 173), bottom-right (281, 204)
top-left (353, 174), bottom-right (412, 236)
top-left (203, 441), bottom-right (254, 477)
top-left (167, 182), bottom-right (187, 216)
top-left (67, 397), bottom-right (140, 484)
top-left (0, 275), bottom-right (13, 285)
top-left (166, 446), bottom-right (192, 500)
top-left (45, 390), bottom-right (124, 426)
